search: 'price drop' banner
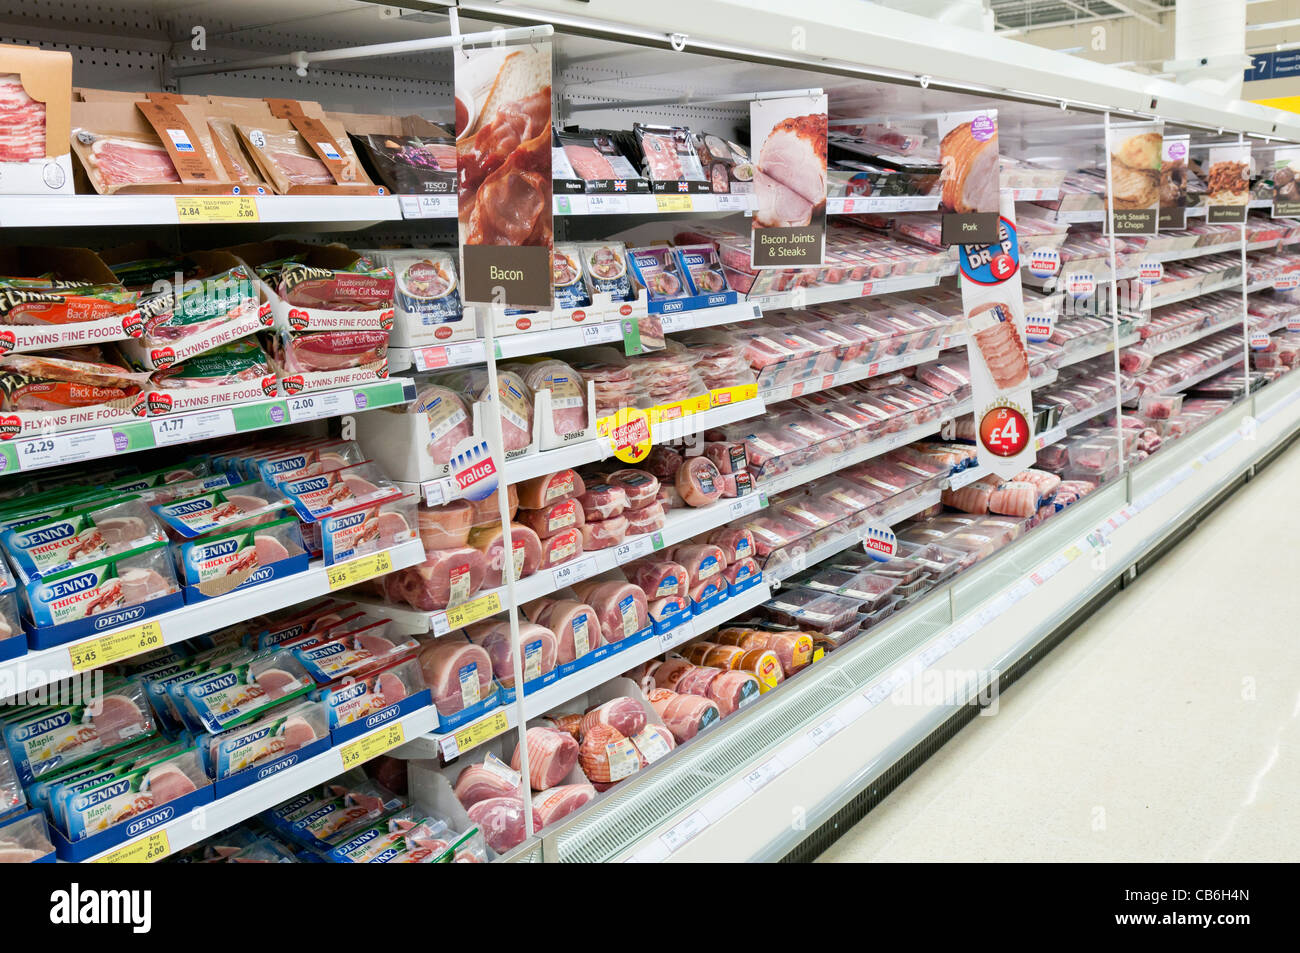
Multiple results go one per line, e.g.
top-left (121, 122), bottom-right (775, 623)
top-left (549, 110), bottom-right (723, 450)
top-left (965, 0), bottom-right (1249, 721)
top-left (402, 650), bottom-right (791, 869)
top-left (957, 192), bottom-right (1037, 477)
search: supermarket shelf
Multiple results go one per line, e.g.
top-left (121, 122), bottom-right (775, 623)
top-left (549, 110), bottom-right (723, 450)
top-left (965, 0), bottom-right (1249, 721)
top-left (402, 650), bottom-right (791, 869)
top-left (553, 193), bottom-right (753, 215)
top-left (759, 346), bottom-right (945, 405)
top-left (389, 302), bottom-right (764, 372)
top-left (0, 193), bottom-right (404, 229)
top-left (1048, 207), bottom-right (1104, 224)
top-left (765, 489), bottom-right (943, 584)
top-left (607, 376), bottom-right (1300, 863)
top-left (1006, 187), bottom-right (1061, 202)
top-left (1031, 397), bottom-right (1126, 452)
top-left (1157, 353), bottom-right (1245, 397)
top-left (1141, 241), bottom-right (1243, 264)
top-left (397, 195), bottom-right (457, 220)
top-left (0, 378), bottom-right (417, 478)
top-left (1145, 273), bottom-right (1243, 309)
top-left (1141, 318), bottom-right (1247, 357)
top-left (0, 539), bottom-right (427, 695)
top-left (760, 400), bottom-right (973, 497)
top-left (1054, 331), bottom-right (1141, 369)
top-left (748, 266), bottom-right (957, 312)
top-left (943, 465), bottom-right (984, 491)
top-left (82, 704), bottom-right (438, 863)
top-left (826, 195), bottom-right (938, 214)
top-left (358, 493), bottom-right (769, 636)
top-left (404, 578), bottom-right (776, 761)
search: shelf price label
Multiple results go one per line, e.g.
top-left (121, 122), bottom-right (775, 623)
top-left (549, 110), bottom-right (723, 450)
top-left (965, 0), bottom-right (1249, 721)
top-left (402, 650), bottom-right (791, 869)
top-left (414, 340), bottom-right (484, 371)
top-left (327, 549), bottom-right (394, 591)
top-left (655, 194), bottom-right (693, 213)
top-left (446, 709), bottom-right (510, 760)
top-left (588, 194), bottom-right (630, 214)
top-left (174, 196), bottom-right (259, 223)
top-left (287, 389), bottom-right (354, 423)
top-left (659, 811), bottom-right (708, 853)
top-left (808, 715), bottom-right (844, 746)
top-left (339, 721), bottom-right (406, 769)
top-left (95, 830), bottom-right (170, 864)
top-left (728, 495), bottom-right (763, 519)
top-left (150, 408), bottom-right (236, 448)
top-left (614, 535), bottom-right (655, 564)
top-left (443, 591), bottom-right (502, 630)
top-left (552, 556), bottom-right (600, 589)
top-left (743, 758), bottom-right (783, 793)
top-left (69, 621), bottom-right (164, 672)
top-left (13, 427), bottom-right (116, 472)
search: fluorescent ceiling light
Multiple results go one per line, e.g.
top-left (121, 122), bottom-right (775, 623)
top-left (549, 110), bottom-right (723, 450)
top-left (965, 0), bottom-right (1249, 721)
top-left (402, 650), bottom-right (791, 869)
top-left (1246, 17), bottom-right (1300, 31)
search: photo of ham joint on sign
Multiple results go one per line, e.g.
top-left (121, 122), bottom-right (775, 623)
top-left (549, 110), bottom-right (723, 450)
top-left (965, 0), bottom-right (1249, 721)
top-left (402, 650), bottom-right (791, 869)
top-left (938, 109), bottom-right (999, 244)
top-left (957, 192), bottom-right (1037, 477)
top-left (750, 94), bottom-right (827, 268)
top-left (456, 43), bottom-right (554, 309)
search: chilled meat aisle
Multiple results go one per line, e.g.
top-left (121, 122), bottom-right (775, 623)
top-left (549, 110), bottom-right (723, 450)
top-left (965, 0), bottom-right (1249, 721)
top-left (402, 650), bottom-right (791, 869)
top-left (0, 0), bottom-right (1298, 867)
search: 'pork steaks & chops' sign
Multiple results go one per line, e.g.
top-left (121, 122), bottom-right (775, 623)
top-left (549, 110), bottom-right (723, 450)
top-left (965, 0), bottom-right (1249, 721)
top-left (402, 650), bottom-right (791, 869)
top-left (750, 94), bottom-right (828, 268)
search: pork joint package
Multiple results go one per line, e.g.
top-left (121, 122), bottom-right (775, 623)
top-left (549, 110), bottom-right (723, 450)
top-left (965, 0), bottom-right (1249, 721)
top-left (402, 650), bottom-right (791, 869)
top-left (279, 460), bottom-right (400, 523)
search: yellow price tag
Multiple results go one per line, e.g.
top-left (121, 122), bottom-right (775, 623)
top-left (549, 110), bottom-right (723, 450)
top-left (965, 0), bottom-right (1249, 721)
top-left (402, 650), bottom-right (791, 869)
top-left (444, 591), bottom-right (502, 629)
top-left (327, 549), bottom-right (395, 591)
top-left (655, 193), bottom-right (693, 212)
top-left (174, 196), bottom-right (260, 223)
top-left (812, 648), bottom-right (826, 664)
top-left (710, 383), bottom-right (758, 407)
top-left (1063, 545), bottom-right (1083, 561)
top-left (95, 830), bottom-right (170, 864)
top-left (453, 709), bottom-right (510, 755)
top-left (339, 721), bottom-right (406, 769)
top-left (68, 621), bottom-right (164, 672)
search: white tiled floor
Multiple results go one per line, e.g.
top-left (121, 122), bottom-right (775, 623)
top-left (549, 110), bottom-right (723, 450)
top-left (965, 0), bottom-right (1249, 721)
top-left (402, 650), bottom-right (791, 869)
top-left (818, 438), bottom-right (1300, 863)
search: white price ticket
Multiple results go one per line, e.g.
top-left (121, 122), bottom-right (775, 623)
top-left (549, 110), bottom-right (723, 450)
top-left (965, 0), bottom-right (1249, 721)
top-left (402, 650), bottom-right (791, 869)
top-left (287, 389), bottom-right (354, 423)
top-left (150, 408), bottom-right (236, 447)
top-left (14, 427), bottom-right (116, 471)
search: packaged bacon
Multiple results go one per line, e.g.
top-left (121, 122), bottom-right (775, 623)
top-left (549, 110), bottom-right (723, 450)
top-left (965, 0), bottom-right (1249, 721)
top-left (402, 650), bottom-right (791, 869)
top-left (632, 123), bottom-right (707, 184)
top-left (176, 514), bottom-right (308, 599)
top-left (675, 244), bottom-right (730, 295)
top-left (20, 540), bottom-right (180, 636)
top-left (279, 460), bottom-right (400, 522)
top-left (271, 328), bottom-right (390, 375)
top-left (318, 492), bottom-right (417, 565)
top-left (149, 338), bottom-right (273, 390)
top-left (255, 439), bottom-right (365, 488)
top-left (578, 242), bottom-right (634, 302)
top-left (151, 479), bottom-right (291, 540)
top-left (236, 120), bottom-right (371, 194)
top-left (350, 130), bottom-right (457, 195)
top-left (0, 281), bottom-right (138, 327)
top-left (276, 260), bottom-right (394, 313)
top-left (0, 349), bottom-right (149, 412)
top-left (628, 245), bottom-right (690, 301)
top-left (1, 494), bottom-right (165, 584)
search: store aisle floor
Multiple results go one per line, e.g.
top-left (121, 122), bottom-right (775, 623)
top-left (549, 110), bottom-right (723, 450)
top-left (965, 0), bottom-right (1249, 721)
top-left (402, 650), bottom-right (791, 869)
top-left (818, 439), bottom-right (1300, 863)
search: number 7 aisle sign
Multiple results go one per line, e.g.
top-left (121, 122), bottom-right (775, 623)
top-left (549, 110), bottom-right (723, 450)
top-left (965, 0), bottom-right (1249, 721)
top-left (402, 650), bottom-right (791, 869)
top-left (956, 191), bottom-right (1037, 477)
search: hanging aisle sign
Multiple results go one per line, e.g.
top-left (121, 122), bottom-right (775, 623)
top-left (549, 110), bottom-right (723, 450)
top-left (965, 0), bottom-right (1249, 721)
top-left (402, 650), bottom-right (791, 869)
top-left (1205, 143), bottom-right (1252, 224)
top-left (958, 192), bottom-right (1037, 477)
top-left (750, 94), bottom-right (827, 268)
top-left (1107, 122), bottom-right (1162, 235)
top-left (1270, 146), bottom-right (1300, 217)
top-left (938, 109), bottom-right (1000, 245)
top-left (456, 40), bottom-right (554, 308)
top-left (1160, 135), bottom-right (1189, 230)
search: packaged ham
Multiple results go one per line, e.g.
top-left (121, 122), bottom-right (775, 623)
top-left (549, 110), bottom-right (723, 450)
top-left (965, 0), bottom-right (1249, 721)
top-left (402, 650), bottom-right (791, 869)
top-left (517, 498), bottom-right (585, 539)
top-left (709, 670), bottom-right (759, 715)
top-left (419, 500), bottom-right (474, 550)
top-left (967, 302), bottom-right (1029, 390)
top-left (715, 628), bottom-right (813, 676)
top-left (512, 360), bottom-right (589, 438)
top-left (541, 600), bottom-right (605, 663)
top-left (417, 636), bottom-right (493, 717)
top-left (647, 688), bottom-right (719, 744)
top-left (707, 526), bottom-right (756, 565)
top-left (626, 559), bottom-right (689, 600)
top-left (467, 522), bottom-right (542, 587)
top-left (675, 455), bottom-right (723, 507)
top-left (470, 486), bottom-right (518, 525)
top-left (670, 544), bottom-right (728, 588)
top-left (511, 727), bottom-right (579, 791)
top-left (443, 367), bottom-right (533, 452)
top-left (940, 477), bottom-right (998, 514)
top-left (579, 724), bottom-right (641, 786)
top-left (473, 622), bottom-right (556, 688)
top-left (571, 579), bottom-right (650, 641)
top-left (391, 546), bottom-right (487, 611)
top-left (675, 243), bottom-right (730, 295)
top-left (151, 479), bottom-right (289, 540)
top-left (625, 500), bottom-right (666, 535)
top-left (466, 796), bottom-right (539, 854)
top-left (416, 384), bottom-right (473, 466)
top-left (607, 469), bottom-right (659, 509)
top-left (644, 445), bottom-right (684, 482)
top-left (539, 527), bottom-right (583, 569)
top-left (582, 697), bottom-right (648, 739)
top-left (578, 483), bottom-right (628, 520)
top-left (517, 469), bottom-right (585, 509)
top-left (987, 481), bottom-right (1041, 519)
top-left (581, 514), bottom-right (628, 550)
top-left (1, 494), bottom-right (164, 583)
top-left (454, 758), bottom-right (519, 809)
top-left (703, 441), bottom-right (748, 475)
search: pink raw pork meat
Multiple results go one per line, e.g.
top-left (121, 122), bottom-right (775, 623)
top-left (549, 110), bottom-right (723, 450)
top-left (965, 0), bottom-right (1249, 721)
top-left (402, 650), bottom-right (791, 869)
top-left (395, 547), bottom-right (486, 610)
top-left (652, 657), bottom-right (695, 690)
top-left (607, 469), bottom-right (659, 509)
top-left (578, 483), bottom-right (628, 520)
top-left (581, 514), bottom-right (627, 550)
top-left (674, 665), bottom-right (723, 698)
top-left (533, 783), bottom-right (596, 829)
top-left (626, 559), bottom-right (688, 599)
top-left (570, 580), bottom-right (649, 641)
top-left (492, 370), bottom-right (535, 452)
top-left (417, 385), bottom-right (473, 465)
top-left (286, 330), bottom-right (388, 372)
top-left (723, 556), bottom-right (760, 587)
top-left (92, 694), bottom-right (149, 747)
top-left (254, 533), bottom-right (291, 564)
top-left (648, 688), bottom-right (719, 744)
top-left (94, 515), bottom-right (150, 548)
top-left (511, 726), bottom-right (580, 790)
top-left (281, 715), bottom-right (318, 751)
top-left (539, 527), bottom-right (583, 568)
top-left (670, 544), bottom-right (727, 587)
top-left (543, 601), bottom-right (605, 663)
top-left (578, 723), bottom-right (639, 785)
top-left (418, 638), bottom-right (494, 715)
top-left (626, 501), bottom-right (666, 535)
top-left (255, 667), bottom-right (299, 699)
top-left (145, 762), bottom-right (197, 803)
top-left (675, 456), bottom-right (723, 507)
top-left (517, 470), bottom-right (585, 509)
top-left (706, 526), bottom-right (755, 564)
top-left (119, 568), bottom-right (172, 605)
top-left (517, 498), bottom-right (584, 538)
top-left (703, 441), bottom-right (747, 475)
top-left (517, 360), bottom-right (588, 437)
top-left (970, 308), bottom-right (1029, 389)
top-left (941, 479), bottom-right (997, 515)
top-left (454, 763), bottom-right (519, 808)
top-left (466, 796), bottom-right (540, 854)
top-left (644, 445), bottom-right (684, 481)
top-left (708, 670), bottom-right (759, 715)
top-left (987, 481), bottom-right (1040, 518)
top-left (580, 697), bottom-right (647, 739)
top-left (468, 522), bottom-right (542, 587)
top-left (419, 500), bottom-right (474, 549)
top-left (630, 723), bottom-right (676, 767)
top-left (478, 623), bottom-right (556, 688)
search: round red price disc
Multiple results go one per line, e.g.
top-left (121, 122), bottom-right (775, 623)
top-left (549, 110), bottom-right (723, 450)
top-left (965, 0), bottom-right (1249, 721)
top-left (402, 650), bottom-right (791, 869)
top-left (990, 252), bottom-right (1016, 280)
top-left (979, 406), bottom-right (1030, 457)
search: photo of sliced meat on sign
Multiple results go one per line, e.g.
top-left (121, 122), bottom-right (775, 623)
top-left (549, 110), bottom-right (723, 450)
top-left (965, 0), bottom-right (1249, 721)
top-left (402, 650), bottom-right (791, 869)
top-left (749, 94), bottom-right (827, 267)
top-left (938, 111), bottom-right (999, 215)
top-left (456, 43), bottom-right (553, 308)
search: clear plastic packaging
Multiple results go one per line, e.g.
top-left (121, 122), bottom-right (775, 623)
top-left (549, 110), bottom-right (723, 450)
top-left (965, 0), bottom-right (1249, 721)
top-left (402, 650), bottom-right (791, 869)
top-left (0, 812), bottom-right (55, 863)
top-left (207, 700), bottom-right (329, 780)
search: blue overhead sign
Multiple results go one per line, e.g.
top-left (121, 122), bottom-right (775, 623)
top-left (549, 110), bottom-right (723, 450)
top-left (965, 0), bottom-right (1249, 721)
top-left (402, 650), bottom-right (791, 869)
top-left (1246, 50), bottom-right (1300, 82)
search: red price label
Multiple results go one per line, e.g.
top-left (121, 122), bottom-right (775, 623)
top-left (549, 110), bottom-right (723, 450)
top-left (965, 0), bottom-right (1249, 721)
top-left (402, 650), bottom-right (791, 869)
top-left (990, 253), bottom-right (1016, 280)
top-left (979, 407), bottom-right (1030, 457)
